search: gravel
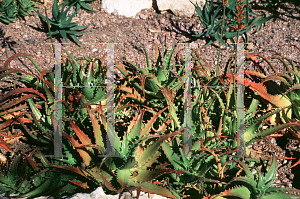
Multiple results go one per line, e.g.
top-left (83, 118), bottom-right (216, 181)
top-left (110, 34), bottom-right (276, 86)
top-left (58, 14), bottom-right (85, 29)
top-left (0, 187), bottom-right (169, 199)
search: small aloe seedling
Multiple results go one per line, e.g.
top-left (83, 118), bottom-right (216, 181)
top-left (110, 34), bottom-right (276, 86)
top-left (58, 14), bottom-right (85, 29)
top-left (35, 0), bottom-right (92, 45)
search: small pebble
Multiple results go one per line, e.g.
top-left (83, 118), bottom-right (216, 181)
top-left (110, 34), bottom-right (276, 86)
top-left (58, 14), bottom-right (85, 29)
top-left (102, 20), bottom-right (107, 26)
top-left (246, 43), bottom-right (254, 50)
top-left (139, 14), bottom-right (147, 20)
top-left (171, 31), bottom-right (176, 38)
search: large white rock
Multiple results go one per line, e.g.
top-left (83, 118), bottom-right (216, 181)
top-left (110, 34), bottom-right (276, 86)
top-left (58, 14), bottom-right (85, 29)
top-left (101, 0), bottom-right (206, 18)
top-left (156, 0), bottom-right (206, 17)
top-left (101, 0), bottom-right (153, 18)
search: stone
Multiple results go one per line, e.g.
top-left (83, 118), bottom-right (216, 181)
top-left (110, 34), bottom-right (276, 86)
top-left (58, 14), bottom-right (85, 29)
top-left (101, 0), bottom-right (152, 18)
top-left (101, 0), bottom-right (206, 18)
top-left (156, 0), bottom-right (206, 17)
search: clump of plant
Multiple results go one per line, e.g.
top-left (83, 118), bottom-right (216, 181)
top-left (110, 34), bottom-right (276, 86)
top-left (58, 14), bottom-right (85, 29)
top-left (35, 0), bottom-right (92, 45)
top-left (212, 156), bottom-right (300, 199)
top-left (60, 0), bottom-right (97, 13)
top-left (0, 0), bottom-right (19, 24)
top-left (0, 0), bottom-right (39, 24)
top-left (192, 0), bottom-right (276, 48)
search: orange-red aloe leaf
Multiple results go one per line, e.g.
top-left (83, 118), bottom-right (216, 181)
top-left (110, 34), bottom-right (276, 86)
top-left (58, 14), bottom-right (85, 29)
top-left (47, 164), bottom-right (90, 178)
top-left (39, 70), bottom-right (54, 92)
top-left (70, 120), bottom-right (92, 147)
top-left (0, 118), bottom-right (33, 131)
top-left (98, 173), bottom-right (120, 193)
top-left (120, 94), bottom-right (147, 104)
top-left (0, 136), bottom-right (13, 152)
top-left (140, 106), bottom-right (168, 136)
top-left (68, 180), bottom-right (89, 189)
top-left (139, 181), bottom-right (177, 199)
top-left (119, 85), bottom-right (141, 98)
top-left (226, 73), bottom-right (291, 108)
top-left (21, 149), bottom-right (39, 172)
top-left (0, 88), bottom-right (46, 103)
top-left (244, 70), bottom-right (267, 79)
top-left (81, 103), bottom-right (105, 153)
top-left (288, 158), bottom-right (300, 169)
top-left (136, 131), bottom-right (185, 168)
top-left (61, 131), bottom-right (92, 167)
top-left (155, 119), bottom-right (173, 133)
top-left (0, 104), bottom-right (28, 116)
top-left (0, 94), bottom-right (35, 109)
top-left (132, 168), bottom-right (186, 184)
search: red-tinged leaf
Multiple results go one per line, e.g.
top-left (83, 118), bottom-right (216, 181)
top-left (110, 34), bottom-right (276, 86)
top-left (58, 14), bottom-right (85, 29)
top-left (99, 173), bottom-right (120, 193)
top-left (137, 131), bottom-right (185, 168)
top-left (0, 67), bottom-right (37, 78)
top-left (0, 88), bottom-right (46, 103)
top-left (119, 85), bottom-right (141, 98)
top-left (0, 94), bottom-right (35, 110)
top-left (139, 182), bottom-right (177, 199)
top-left (39, 71), bottom-right (54, 92)
top-left (100, 52), bottom-right (108, 63)
top-left (70, 120), bottom-right (92, 147)
top-left (120, 94), bottom-right (147, 104)
top-left (289, 158), bottom-right (300, 169)
top-left (140, 106), bottom-right (168, 136)
top-left (0, 118), bottom-right (33, 131)
top-left (133, 168), bottom-right (186, 184)
top-left (68, 180), bottom-right (89, 189)
top-left (81, 103), bottom-right (104, 151)
top-left (155, 119), bottom-right (173, 133)
top-left (21, 149), bottom-right (39, 171)
top-left (244, 70), bottom-right (267, 79)
top-left (0, 104), bottom-right (28, 116)
top-left (18, 117), bottom-right (33, 123)
top-left (0, 136), bottom-right (13, 152)
top-left (127, 112), bottom-right (140, 135)
top-left (226, 73), bottom-right (291, 108)
top-left (47, 164), bottom-right (89, 178)
top-left (0, 131), bottom-right (22, 138)
top-left (61, 131), bottom-right (92, 167)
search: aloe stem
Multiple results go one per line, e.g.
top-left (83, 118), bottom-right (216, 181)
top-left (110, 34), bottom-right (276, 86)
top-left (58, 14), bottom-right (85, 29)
top-left (44, 5), bottom-right (55, 54)
top-left (216, 0), bottom-right (227, 78)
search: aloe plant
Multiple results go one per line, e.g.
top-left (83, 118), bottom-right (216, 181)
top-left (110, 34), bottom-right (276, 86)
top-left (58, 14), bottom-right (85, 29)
top-left (193, 0), bottom-right (277, 47)
top-left (213, 156), bottom-right (300, 199)
top-left (47, 105), bottom-right (190, 198)
top-left (61, 0), bottom-right (97, 13)
top-left (0, 0), bottom-right (18, 24)
top-left (35, 0), bottom-right (92, 45)
top-left (17, 0), bottom-right (39, 18)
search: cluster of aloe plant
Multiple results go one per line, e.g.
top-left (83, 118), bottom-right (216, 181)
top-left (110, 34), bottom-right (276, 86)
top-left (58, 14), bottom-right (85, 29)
top-left (0, 0), bottom-right (39, 24)
top-left (1, 43), bottom-right (300, 198)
